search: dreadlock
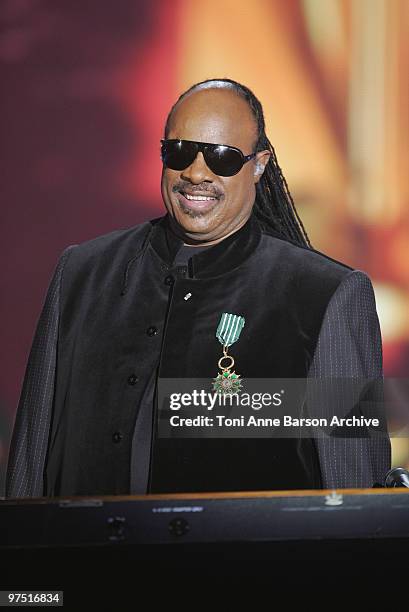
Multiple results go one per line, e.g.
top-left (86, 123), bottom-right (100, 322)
top-left (164, 78), bottom-right (311, 248)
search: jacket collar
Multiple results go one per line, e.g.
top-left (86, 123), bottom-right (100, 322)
top-left (149, 210), bottom-right (262, 279)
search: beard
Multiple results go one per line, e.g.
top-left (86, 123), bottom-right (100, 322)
top-left (177, 197), bottom-right (220, 219)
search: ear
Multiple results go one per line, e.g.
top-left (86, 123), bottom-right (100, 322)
top-left (253, 150), bottom-right (271, 183)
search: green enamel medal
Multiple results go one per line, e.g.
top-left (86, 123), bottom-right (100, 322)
top-left (212, 312), bottom-right (245, 395)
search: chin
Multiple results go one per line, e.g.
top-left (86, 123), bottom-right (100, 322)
top-left (177, 217), bottom-right (215, 237)
top-left (174, 203), bottom-right (219, 230)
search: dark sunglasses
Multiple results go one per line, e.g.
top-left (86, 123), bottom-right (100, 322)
top-left (160, 138), bottom-right (256, 177)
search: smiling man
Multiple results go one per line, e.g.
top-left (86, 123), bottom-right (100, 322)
top-left (161, 83), bottom-right (271, 244)
top-left (6, 78), bottom-right (390, 497)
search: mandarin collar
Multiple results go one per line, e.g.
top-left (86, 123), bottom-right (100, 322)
top-left (149, 210), bottom-right (262, 279)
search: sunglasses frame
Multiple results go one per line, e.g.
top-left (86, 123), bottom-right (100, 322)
top-left (160, 138), bottom-right (257, 177)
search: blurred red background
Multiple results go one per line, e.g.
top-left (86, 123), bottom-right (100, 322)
top-left (1, 0), bottom-right (408, 492)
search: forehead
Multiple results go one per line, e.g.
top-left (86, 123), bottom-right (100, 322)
top-left (167, 87), bottom-right (257, 151)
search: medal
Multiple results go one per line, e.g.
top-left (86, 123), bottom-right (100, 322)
top-left (212, 312), bottom-right (245, 395)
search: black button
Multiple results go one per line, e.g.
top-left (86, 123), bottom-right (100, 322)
top-left (112, 431), bottom-right (123, 444)
top-left (146, 326), bottom-right (158, 336)
top-left (127, 374), bottom-right (139, 386)
top-left (164, 275), bottom-right (174, 286)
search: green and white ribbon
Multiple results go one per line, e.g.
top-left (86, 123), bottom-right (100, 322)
top-left (216, 313), bottom-right (245, 347)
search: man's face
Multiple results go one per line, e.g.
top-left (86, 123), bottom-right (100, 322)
top-left (161, 87), bottom-right (270, 244)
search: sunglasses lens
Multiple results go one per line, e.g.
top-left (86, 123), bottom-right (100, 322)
top-left (204, 145), bottom-right (243, 176)
top-left (161, 140), bottom-right (198, 171)
top-left (161, 140), bottom-right (246, 176)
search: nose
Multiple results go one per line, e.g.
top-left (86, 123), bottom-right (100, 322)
top-left (181, 151), bottom-right (213, 184)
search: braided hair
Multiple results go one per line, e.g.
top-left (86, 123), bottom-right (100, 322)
top-left (164, 78), bottom-right (311, 248)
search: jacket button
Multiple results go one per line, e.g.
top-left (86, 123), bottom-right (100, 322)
top-left (146, 326), bottom-right (158, 336)
top-left (112, 431), bottom-right (123, 444)
top-left (164, 275), bottom-right (174, 286)
top-left (127, 374), bottom-right (139, 386)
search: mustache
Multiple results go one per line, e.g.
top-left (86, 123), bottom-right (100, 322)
top-left (172, 182), bottom-right (223, 199)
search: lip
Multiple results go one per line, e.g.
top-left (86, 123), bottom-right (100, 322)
top-left (176, 190), bottom-right (221, 211)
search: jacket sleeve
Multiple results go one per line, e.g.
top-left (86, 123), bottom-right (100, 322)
top-left (6, 245), bottom-right (77, 497)
top-left (307, 269), bottom-right (391, 488)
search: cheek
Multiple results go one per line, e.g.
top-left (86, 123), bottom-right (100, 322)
top-left (224, 174), bottom-right (255, 208)
top-left (161, 169), bottom-right (178, 197)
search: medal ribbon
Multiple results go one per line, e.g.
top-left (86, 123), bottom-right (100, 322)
top-left (216, 313), bottom-right (245, 347)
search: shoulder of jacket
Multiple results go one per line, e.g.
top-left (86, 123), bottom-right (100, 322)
top-left (69, 216), bottom-right (163, 258)
top-left (57, 216), bottom-right (165, 291)
top-left (260, 228), bottom-right (354, 281)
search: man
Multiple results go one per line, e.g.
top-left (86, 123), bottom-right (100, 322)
top-left (6, 78), bottom-right (390, 497)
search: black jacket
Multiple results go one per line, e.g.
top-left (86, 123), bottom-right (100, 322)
top-left (6, 212), bottom-right (391, 496)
